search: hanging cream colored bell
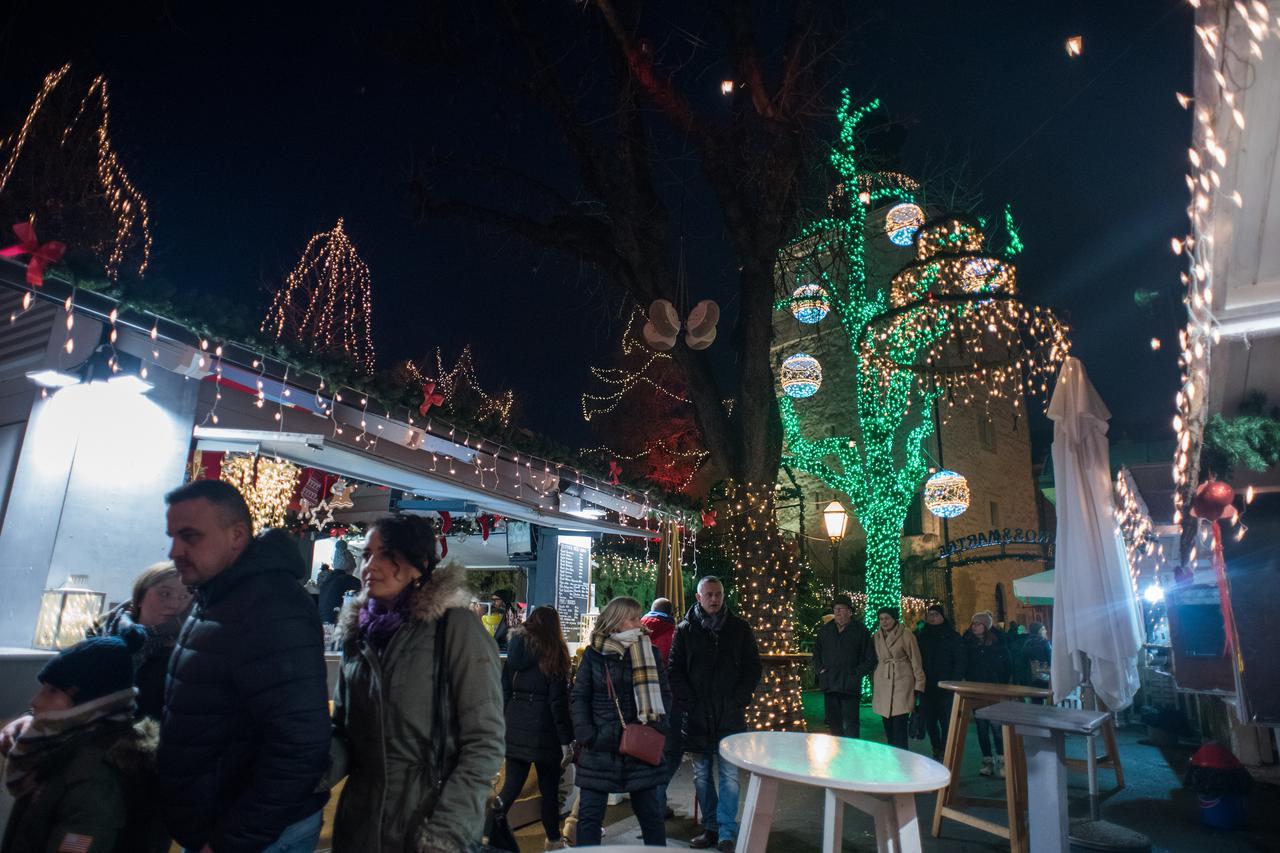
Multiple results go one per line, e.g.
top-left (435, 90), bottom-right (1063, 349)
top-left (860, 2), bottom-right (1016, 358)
top-left (642, 299), bottom-right (680, 350)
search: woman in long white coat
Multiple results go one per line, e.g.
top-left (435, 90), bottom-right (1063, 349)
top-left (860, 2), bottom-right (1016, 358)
top-left (872, 606), bottom-right (925, 749)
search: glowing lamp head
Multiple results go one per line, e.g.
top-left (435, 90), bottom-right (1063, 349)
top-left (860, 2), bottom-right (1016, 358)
top-left (885, 202), bottom-right (925, 247)
top-left (924, 469), bottom-right (970, 518)
top-left (780, 353), bottom-right (822, 398)
top-left (1143, 584), bottom-right (1164, 604)
top-left (822, 500), bottom-right (849, 541)
top-left (790, 283), bottom-right (830, 324)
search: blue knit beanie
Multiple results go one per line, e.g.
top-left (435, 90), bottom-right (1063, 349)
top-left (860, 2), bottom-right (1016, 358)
top-left (38, 627), bottom-right (144, 704)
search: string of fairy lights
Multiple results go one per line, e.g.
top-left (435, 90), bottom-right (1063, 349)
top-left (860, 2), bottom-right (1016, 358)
top-left (218, 453), bottom-right (302, 533)
top-left (1169, 1), bottom-right (1276, 545)
top-left (581, 310), bottom-right (692, 422)
top-left (261, 218), bottom-right (376, 375)
top-left (405, 346), bottom-right (515, 428)
top-left (0, 64), bottom-right (152, 280)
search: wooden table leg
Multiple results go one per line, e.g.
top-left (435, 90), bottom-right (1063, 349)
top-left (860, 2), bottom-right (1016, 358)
top-left (737, 772), bottom-right (778, 853)
top-left (889, 794), bottom-right (923, 853)
top-left (931, 694), bottom-right (969, 837)
top-left (1003, 724), bottom-right (1028, 853)
top-left (1103, 716), bottom-right (1125, 789)
top-left (822, 788), bottom-right (844, 853)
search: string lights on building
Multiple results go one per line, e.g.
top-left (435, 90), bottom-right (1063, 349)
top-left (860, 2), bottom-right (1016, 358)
top-left (0, 64), bottom-right (152, 280)
top-left (405, 346), bottom-right (515, 428)
top-left (219, 453), bottom-right (301, 533)
top-left (261, 218), bottom-right (376, 374)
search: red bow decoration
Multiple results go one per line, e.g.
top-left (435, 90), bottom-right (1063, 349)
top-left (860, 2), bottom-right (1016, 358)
top-left (608, 461), bottom-right (622, 486)
top-left (419, 381), bottom-right (445, 417)
top-left (478, 514), bottom-right (499, 541)
top-left (438, 510), bottom-right (453, 535)
top-left (1190, 479), bottom-right (1240, 665)
top-left (438, 535), bottom-right (449, 559)
top-left (0, 222), bottom-right (65, 287)
top-left (701, 509), bottom-right (717, 528)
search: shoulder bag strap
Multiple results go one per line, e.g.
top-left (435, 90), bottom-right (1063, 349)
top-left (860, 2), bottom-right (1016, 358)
top-left (431, 610), bottom-right (451, 793)
top-left (602, 657), bottom-right (627, 728)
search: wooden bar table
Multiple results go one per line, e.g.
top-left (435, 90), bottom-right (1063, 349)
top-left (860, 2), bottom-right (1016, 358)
top-left (930, 680), bottom-right (1051, 853)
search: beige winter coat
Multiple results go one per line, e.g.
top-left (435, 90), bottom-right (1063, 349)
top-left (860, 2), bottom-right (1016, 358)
top-left (872, 623), bottom-right (926, 718)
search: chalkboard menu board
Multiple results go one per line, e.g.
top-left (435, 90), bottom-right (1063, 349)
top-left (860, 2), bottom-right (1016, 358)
top-left (556, 538), bottom-right (591, 642)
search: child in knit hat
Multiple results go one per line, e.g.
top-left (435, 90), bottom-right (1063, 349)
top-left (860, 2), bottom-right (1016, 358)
top-left (1, 630), bottom-right (169, 853)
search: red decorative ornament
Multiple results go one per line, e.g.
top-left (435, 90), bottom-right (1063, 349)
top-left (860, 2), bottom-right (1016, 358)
top-left (701, 509), bottom-right (717, 528)
top-left (608, 461), bottom-right (622, 486)
top-left (438, 510), bottom-right (453, 535)
top-left (419, 381), bottom-right (445, 417)
top-left (1190, 478), bottom-right (1240, 665)
top-left (438, 535), bottom-right (448, 559)
top-left (0, 221), bottom-right (65, 286)
top-left (478, 514), bottom-right (499, 541)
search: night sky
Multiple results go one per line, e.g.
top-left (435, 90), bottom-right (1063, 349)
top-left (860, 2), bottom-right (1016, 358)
top-left (1, 1), bottom-right (1191, 457)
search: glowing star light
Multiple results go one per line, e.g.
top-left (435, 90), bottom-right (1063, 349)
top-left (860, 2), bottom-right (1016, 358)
top-left (1066, 36), bottom-right (1083, 56)
top-left (885, 202), bottom-right (925, 247)
top-left (780, 353), bottom-right (822, 398)
top-left (924, 470), bottom-right (970, 518)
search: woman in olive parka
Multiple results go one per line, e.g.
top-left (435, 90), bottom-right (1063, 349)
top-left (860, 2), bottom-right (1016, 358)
top-left (327, 515), bottom-right (504, 853)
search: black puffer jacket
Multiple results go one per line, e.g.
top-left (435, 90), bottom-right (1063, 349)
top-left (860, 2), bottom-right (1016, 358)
top-left (962, 630), bottom-right (1012, 686)
top-left (812, 618), bottom-right (876, 695)
top-left (915, 620), bottom-right (964, 690)
top-left (570, 645), bottom-right (671, 793)
top-left (158, 530), bottom-right (330, 853)
top-left (503, 632), bottom-right (573, 764)
top-left (668, 605), bottom-right (762, 754)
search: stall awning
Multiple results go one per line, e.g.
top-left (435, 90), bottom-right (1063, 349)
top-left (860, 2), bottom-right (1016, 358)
top-left (193, 427), bottom-right (654, 539)
top-left (1013, 570), bottom-right (1055, 605)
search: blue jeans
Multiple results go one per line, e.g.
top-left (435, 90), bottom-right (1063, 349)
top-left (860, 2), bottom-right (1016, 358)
top-left (691, 751), bottom-right (741, 841)
top-left (185, 810), bottom-right (323, 853)
top-left (577, 786), bottom-right (665, 846)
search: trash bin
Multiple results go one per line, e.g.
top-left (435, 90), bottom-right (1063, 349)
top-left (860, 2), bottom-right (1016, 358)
top-left (1184, 742), bottom-right (1251, 831)
top-left (1197, 793), bottom-right (1245, 830)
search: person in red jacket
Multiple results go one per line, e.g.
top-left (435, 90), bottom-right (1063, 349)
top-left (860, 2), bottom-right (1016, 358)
top-left (641, 598), bottom-right (676, 664)
top-left (641, 598), bottom-right (681, 819)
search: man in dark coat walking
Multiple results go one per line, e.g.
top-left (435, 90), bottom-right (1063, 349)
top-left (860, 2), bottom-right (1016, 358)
top-left (668, 577), bottom-right (762, 852)
top-left (915, 604), bottom-right (964, 759)
top-left (812, 594), bottom-right (876, 738)
top-left (159, 480), bottom-right (330, 853)
top-left (317, 550), bottom-right (361, 624)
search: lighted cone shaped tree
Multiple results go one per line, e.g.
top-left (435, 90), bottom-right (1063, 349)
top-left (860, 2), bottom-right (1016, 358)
top-left (779, 92), bottom-right (1070, 628)
top-left (261, 218), bottom-right (376, 374)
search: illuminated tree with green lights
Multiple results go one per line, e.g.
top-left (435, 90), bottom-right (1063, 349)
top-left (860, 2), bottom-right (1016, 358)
top-left (777, 91), bottom-right (1067, 624)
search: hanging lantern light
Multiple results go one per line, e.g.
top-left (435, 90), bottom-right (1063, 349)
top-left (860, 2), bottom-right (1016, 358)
top-left (885, 202), bottom-right (925, 246)
top-left (790, 283), bottom-right (831, 324)
top-left (780, 353), bottom-right (823, 398)
top-left (924, 469), bottom-right (970, 518)
top-left (33, 575), bottom-right (105, 649)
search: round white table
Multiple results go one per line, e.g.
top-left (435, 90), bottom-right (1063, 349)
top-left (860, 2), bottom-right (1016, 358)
top-left (719, 731), bottom-right (951, 853)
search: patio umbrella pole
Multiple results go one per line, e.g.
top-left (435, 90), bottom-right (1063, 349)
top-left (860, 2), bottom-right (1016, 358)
top-left (1068, 655), bottom-right (1150, 852)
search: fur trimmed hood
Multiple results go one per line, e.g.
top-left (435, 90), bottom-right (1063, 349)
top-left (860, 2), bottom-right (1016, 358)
top-left (336, 561), bottom-right (472, 647)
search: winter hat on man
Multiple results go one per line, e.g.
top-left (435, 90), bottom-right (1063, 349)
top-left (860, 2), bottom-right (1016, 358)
top-left (833, 594), bottom-right (854, 610)
top-left (927, 604), bottom-right (947, 617)
top-left (37, 627), bottom-right (144, 704)
top-left (971, 610), bottom-right (994, 629)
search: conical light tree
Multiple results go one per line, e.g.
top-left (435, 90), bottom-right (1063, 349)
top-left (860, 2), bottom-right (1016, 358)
top-left (262, 218), bottom-right (376, 373)
top-left (778, 92), bottom-right (1070, 625)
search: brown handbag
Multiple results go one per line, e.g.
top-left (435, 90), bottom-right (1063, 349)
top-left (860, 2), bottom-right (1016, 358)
top-left (603, 662), bottom-right (665, 766)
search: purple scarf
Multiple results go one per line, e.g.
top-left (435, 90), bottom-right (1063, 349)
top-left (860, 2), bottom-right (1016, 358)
top-left (358, 585), bottom-right (416, 652)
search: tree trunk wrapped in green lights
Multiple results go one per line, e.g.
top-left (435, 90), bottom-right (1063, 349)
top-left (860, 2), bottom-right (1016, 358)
top-left (778, 91), bottom-right (1069, 630)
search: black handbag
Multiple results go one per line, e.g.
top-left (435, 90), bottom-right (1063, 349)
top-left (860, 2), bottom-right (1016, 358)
top-left (431, 612), bottom-right (518, 852)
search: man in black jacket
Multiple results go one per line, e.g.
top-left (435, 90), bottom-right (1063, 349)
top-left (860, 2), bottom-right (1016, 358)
top-left (668, 576), bottom-right (762, 852)
top-left (160, 480), bottom-right (330, 853)
top-left (915, 604), bottom-right (964, 760)
top-left (812, 594), bottom-right (876, 738)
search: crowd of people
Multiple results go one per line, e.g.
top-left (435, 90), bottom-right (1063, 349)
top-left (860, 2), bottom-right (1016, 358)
top-left (0, 476), bottom-right (1052, 852)
top-left (814, 599), bottom-right (1054, 778)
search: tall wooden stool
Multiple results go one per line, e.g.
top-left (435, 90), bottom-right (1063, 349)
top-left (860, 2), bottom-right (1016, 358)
top-left (1064, 698), bottom-right (1125, 789)
top-left (930, 680), bottom-right (1051, 853)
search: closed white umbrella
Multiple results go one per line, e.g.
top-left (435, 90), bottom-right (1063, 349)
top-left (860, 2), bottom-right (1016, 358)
top-left (1048, 357), bottom-right (1144, 711)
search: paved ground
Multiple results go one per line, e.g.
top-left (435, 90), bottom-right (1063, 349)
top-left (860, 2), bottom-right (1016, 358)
top-left (502, 701), bottom-right (1280, 852)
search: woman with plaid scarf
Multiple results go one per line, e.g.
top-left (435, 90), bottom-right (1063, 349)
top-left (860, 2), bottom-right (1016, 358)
top-left (570, 597), bottom-right (672, 847)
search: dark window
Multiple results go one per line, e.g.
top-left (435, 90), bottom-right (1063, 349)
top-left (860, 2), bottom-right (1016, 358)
top-left (978, 415), bottom-right (997, 452)
top-left (990, 501), bottom-right (1000, 528)
top-left (995, 582), bottom-right (1007, 623)
top-left (903, 490), bottom-right (924, 536)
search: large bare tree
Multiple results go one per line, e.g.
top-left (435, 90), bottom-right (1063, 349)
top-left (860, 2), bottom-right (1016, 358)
top-left (412, 0), bottom-right (842, 727)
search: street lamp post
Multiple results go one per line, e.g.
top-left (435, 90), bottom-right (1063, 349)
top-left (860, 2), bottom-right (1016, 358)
top-left (823, 499), bottom-right (850, 595)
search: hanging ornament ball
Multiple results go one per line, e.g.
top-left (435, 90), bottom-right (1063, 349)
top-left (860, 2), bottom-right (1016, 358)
top-left (924, 469), bottom-right (970, 518)
top-left (885, 202), bottom-right (925, 247)
top-left (960, 257), bottom-right (1012, 293)
top-left (780, 353), bottom-right (823, 398)
top-left (1191, 479), bottom-right (1236, 522)
top-left (790, 283), bottom-right (831, 324)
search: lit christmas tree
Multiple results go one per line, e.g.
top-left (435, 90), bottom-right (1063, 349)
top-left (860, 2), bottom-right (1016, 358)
top-left (261, 218), bottom-right (376, 373)
top-left (778, 92), bottom-right (1070, 626)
